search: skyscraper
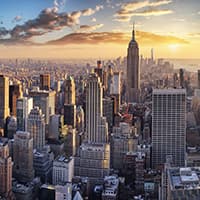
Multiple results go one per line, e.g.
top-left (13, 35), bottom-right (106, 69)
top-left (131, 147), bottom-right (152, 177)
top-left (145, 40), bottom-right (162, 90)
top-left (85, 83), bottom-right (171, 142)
top-left (16, 97), bottom-right (33, 131)
top-left (86, 73), bottom-right (108, 143)
top-left (0, 138), bottom-right (12, 198)
top-left (27, 107), bottom-right (45, 150)
top-left (0, 75), bottom-right (10, 129)
top-left (152, 89), bottom-right (186, 168)
top-left (13, 131), bottom-right (34, 182)
top-left (127, 24), bottom-right (140, 102)
top-left (9, 82), bottom-right (23, 116)
top-left (63, 76), bottom-right (76, 105)
top-left (197, 70), bottom-right (200, 89)
top-left (40, 74), bottom-right (50, 91)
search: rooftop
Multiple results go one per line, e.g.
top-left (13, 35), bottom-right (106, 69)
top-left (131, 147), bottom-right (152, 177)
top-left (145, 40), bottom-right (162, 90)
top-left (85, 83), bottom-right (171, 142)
top-left (168, 167), bottom-right (200, 191)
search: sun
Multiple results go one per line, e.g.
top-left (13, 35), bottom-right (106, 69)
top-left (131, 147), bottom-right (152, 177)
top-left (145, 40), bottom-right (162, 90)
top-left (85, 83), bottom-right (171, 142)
top-left (168, 44), bottom-right (179, 52)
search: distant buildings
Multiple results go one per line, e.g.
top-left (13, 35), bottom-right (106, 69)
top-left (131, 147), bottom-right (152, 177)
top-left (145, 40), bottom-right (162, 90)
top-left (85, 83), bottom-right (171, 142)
top-left (152, 89), bottom-right (186, 168)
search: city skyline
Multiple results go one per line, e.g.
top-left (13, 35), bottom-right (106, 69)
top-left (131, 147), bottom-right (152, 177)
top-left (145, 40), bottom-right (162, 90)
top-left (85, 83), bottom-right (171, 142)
top-left (0, 0), bottom-right (199, 59)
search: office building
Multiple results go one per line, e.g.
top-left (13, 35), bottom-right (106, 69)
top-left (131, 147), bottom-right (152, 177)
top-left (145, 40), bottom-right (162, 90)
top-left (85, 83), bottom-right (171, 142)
top-left (111, 123), bottom-right (138, 170)
top-left (167, 167), bottom-right (200, 200)
top-left (55, 183), bottom-right (72, 200)
top-left (94, 60), bottom-right (103, 83)
top-left (86, 73), bottom-right (108, 143)
top-left (102, 176), bottom-right (119, 200)
top-left (13, 131), bottom-right (34, 182)
top-left (127, 24), bottom-right (140, 102)
top-left (28, 107), bottom-right (45, 150)
top-left (9, 82), bottom-right (23, 116)
top-left (52, 155), bottom-right (74, 185)
top-left (40, 74), bottom-right (50, 91)
top-left (0, 75), bottom-right (10, 129)
top-left (29, 89), bottom-right (55, 124)
top-left (74, 143), bottom-right (110, 185)
top-left (17, 97), bottom-right (33, 131)
top-left (179, 68), bottom-right (184, 88)
top-left (64, 104), bottom-right (76, 128)
top-left (198, 70), bottom-right (200, 89)
top-left (152, 89), bottom-right (186, 168)
top-left (0, 138), bottom-right (12, 198)
top-left (63, 76), bottom-right (76, 105)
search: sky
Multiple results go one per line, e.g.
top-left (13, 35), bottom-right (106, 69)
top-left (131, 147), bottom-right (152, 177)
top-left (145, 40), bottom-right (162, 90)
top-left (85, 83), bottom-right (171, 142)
top-left (0, 0), bottom-right (199, 59)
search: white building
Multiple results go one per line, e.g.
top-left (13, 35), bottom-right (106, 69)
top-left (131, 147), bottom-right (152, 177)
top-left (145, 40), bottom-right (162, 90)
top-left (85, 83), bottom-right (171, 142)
top-left (86, 73), bottom-right (108, 143)
top-left (152, 89), bottom-right (186, 168)
top-left (53, 156), bottom-right (74, 185)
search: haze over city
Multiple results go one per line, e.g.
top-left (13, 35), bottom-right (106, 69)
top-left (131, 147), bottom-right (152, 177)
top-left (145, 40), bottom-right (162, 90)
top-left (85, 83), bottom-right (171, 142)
top-left (0, 0), bottom-right (199, 59)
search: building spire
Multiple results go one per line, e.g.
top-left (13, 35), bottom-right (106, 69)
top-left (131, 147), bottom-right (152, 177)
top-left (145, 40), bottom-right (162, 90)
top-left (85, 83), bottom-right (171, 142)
top-left (132, 21), bottom-right (135, 40)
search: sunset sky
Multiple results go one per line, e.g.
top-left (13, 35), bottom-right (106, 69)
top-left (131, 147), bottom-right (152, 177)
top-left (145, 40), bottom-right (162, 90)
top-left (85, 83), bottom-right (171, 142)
top-left (0, 0), bottom-right (199, 59)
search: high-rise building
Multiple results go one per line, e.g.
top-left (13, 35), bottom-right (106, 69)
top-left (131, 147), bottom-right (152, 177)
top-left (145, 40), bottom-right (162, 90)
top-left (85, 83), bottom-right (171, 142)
top-left (63, 76), bottom-right (75, 105)
top-left (86, 73), bottom-right (108, 143)
top-left (152, 89), bottom-right (186, 168)
top-left (0, 75), bottom-right (10, 129)
top-left (52, 156), bottom-right (74, 185)
top-left (127, 24), bottom-right (140, 102)
top-left (9, 83), bottom-right (23, 116)
top-left (198, 70), bottom-right (200, 89)
top-left (179, 68), bottom-right (184, 88)
top-left (0, 138), bottom-right (12, 198)
top-left (27, 107), bottom-right (45, 150)
top-left (94, 60), bottom-right (103, 83)
top-left (40, 74), bottom-right (50, 91)
top-left (64, 104), bottom-right (76, 128)
top-left (29, 89), bottom-right (55, 124)
top-left (16, 97), bottom-right (33, 131)
top-left (13, 131), bottom-right (34, 182)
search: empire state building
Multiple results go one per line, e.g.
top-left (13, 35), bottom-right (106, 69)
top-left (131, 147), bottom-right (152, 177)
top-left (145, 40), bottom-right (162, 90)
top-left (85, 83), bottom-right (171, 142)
top-left (127, 24), bottom-right (140, 102)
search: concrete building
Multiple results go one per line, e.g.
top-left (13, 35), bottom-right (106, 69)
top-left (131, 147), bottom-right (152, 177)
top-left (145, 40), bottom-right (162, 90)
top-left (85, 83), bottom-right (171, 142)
top-left (6, 116), bottom-right (17, 139)
top-left (111, 122), bottom-right (138, 170)
top-left (53, 155), bottom-right (74, 185)
top-left (33, 146), bottom-right (53, 184)
top-left (29, 89), bottom-right (55, 124)
top-left (9, 82), bottom-right (23, 116)
top-left (0, 75), bottom-right (10, 129)
top-left (28, 107), bottom-right (45, 150)
top-left (152, 89), bottom-right (186, 168)
top-left (86, 73), bottom-right (108, 143)
top-left (167, 167), bottom-right (200, 200)
top-left (40, 74), bottom-right (50, 91)
top-left (13, 131), bottom-right (34, 183)
top-left (17, 97), bottom-right (33, 131)
top-left (103, 97), bottom-right (114, 133)
top-left (0, 138), bottom-right (12, 198)
top-left (55, 183), bottom-right (72, 200)
top-left (127, 24), bottom-right (140, 102)
top-left (48, 114), bottom-right (64, 140)
top-left (102, 176), bottom-right (119, 200)
top-left (64, 104), bottom-right (76, 128)
top-left (63, 76), bottom-right (76, 105)
top-left (74, 143), bottom-right (110, 185)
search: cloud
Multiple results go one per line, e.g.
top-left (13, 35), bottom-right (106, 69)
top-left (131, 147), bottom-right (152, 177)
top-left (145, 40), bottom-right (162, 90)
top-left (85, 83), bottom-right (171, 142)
top-left (13, 16), bottom-right (22, 23)
top-left (82, 5), bottom-right (103, 16)
top-left (46, 31), bottom-right (188, 46)
top-left (115, 0), bottom-right (173, 21)
top-left (79, 24), bottom-right (104, 32)
top-left (91, 17), bottom-right (97, 22)
top-left (0, 4), bottom-right (103, 45)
